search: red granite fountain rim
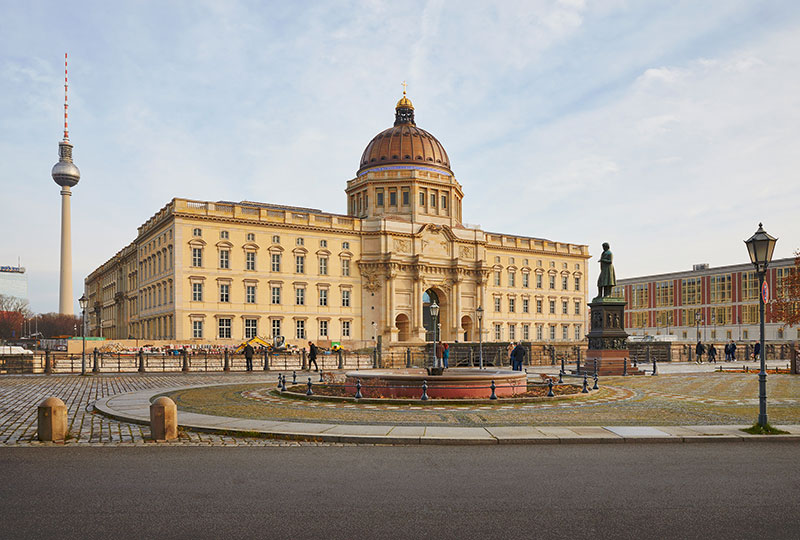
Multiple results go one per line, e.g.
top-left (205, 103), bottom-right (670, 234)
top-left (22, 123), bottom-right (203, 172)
top-left (344, 368), bottom-right (527, 383)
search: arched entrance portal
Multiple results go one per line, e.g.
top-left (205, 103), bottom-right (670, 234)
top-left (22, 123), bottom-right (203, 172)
top-left (461, 315), bottom-right (473, 342)
top-left (395, 313), bottom-right (411, 342)
top-left (422, 288), bottom-right (445, 342)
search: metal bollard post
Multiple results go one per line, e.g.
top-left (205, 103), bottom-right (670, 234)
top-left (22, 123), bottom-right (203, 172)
top-left (576, 357), bottom-right (581, 374)
top-left (45, 351), bottom-right (52, 375)
top-left (277, 374), bottom-right (283, 390)
top-left (302, 350), bottom-right (308, 371)
top-left (406, 348), bottom-right (412, 368)
top-left (92, 349), bottom-right (99, 373)
top-left (560, 356), bottom-right (565, 377)
top-left (490, 380), bottom-right (497, 400)
top-left (593, 373), bottom-right (599, 390)
top-left (652, 359), bottom-right (658, 376)
top-left (582, 374), bottom-right (589, 393)
top-left (338, 349), bottom-right (344, 370)
top-left (182, 349), bottom-right (189, 373)
top-left (355, 379), bottom-right (363, 399)
top-left (223, 349), bottom-right (230, 372)
top-left (633, 355), bottom-right (638, 368)
top-left (306, 378), bottom-right (313, 396)
top-left (280, 375), bottom-right (287, 392)
top-left (263, 350), bottom-right (270, 371)
top-left (292, 371), bottom-right (297, 384)
top-left (319, 370), bottom-right (324, 382)
top-left (138, 350), bottom-right (145, 373)
top-left (547, 379), bottom-right (554, 397)
top-left (593, 359), bottom-right (598, 376)
top-left (623, 358), bottom-right (628, 376)
top-left (421, 380), bottom-right (429, 401)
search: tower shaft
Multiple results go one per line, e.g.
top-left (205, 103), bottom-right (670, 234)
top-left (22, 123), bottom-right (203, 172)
top-left (59, 187), bottom-right (73, 315)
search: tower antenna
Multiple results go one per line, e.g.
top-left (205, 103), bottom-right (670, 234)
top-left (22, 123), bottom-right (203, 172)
top-left (64, 52), bottom-right (69, 141)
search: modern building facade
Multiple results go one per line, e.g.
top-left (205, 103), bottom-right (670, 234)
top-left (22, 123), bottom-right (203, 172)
top-left (614, 258), bottom-right (797, 343)
top-left (0, 266), bottom-right (28, 302)
top-left (85, 94), bottom-right (590, 347)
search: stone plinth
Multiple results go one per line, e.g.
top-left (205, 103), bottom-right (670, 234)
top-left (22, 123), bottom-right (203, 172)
top-left (149, 396), bottom-right (178, 441)
top-left (38, 397), bottom-right (68, 442)
top-left (582, 297), bottom-right (643, 376)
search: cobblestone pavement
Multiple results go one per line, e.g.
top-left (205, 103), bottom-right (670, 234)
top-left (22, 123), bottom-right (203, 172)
top-left (165, 372), bottom-right (800, 427)
top-left (0, 373), bottom-right (341, 446)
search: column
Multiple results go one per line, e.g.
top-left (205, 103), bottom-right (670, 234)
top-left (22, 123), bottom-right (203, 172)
top-left (59, 187), bottom-right (73, 315)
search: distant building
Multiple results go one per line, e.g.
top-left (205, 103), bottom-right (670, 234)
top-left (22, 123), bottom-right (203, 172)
top-left (614, 258), bottom-right (797, 343)
top-left (0, 266), bottom-right (28, 302)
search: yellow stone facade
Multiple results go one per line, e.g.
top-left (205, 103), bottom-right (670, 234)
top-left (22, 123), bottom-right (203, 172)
top-left (85, 97), bottom-right (590, 348)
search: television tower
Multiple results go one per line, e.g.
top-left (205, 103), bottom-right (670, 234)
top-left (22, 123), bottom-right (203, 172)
top-left (51, 53), bottom-right (81, 315)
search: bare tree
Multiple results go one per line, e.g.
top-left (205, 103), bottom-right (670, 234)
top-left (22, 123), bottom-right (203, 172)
top-left (0, 294), bottom-right (32, 340)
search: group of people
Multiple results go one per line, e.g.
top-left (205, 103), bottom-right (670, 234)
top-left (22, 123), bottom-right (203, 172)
top-left (241, 341), bottom-right (320, 372)
top-left (695, 340), bottom-right (760, 364)
top-left (434, 341), bottom-right (528, 371)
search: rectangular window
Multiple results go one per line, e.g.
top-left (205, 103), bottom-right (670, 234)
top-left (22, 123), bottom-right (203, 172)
top-left (741, 272), bottom-right (758, 301)
top-left (741, 304), bottom-right (758, 324)
top-left (509, 324), bottom-right (516, 341)
top-left (218, 318), bottom-right (231, 339)
top-left (342, 259), bottom-right (351, 277)
top-left (376, 191), bottom-right (384, 206)
top-left (246, 252), bottom-right (256, 271)
top-left (192, 248), bottom-right (202, 267)
top-left (219, 250), bottom-right (230, 269)
top-left (574, 325), bottom-right (582, 340)
top-left (509, 298), bottom-right (516, 313)
top-left (549, 326), bottom-right (556, 340)
top-left (271, 253), bottom-right (281, 272)
top-left (342, 289), bottom-right (351, 307)
top-left (389, 191), bottom-right (397, 206)
top-left (549, 300), bottom-right (556, 314)
top-left (509, 272), bottom-right (516, 287)
top-left (296, 287), bottom-right (305, 306)
top-left (494, 297), bottom-right (501, 312)
top-left (192, 283), bottom-right (203, 302)
top-left (319, 257), bottom-right (328, 275)
top-left (342, 320), bottom-right (351, 338)
top-left (523, 324), bottom-right (530, 340)
top-left (319, 289), bottom-right (328, 306)
top-left (402, 190), bottom-right (409, 206)
top-left (342, 241), bottom-right (349, 250)
top-left (522, 299), bottom-right (529, 313)
top-left (272, 235), bottom-right (280, 244)
top-left (562, 301), bottom-right (568, 315)
top-left (574, 301), bottom-right (581, 315)
top-left (419, 192), bottom-right (425, 206)
top-left (549, 275), bottom-right (556, 289)
top-left (271, 319), bottom-right (281, 338)
top-left (441, 195), bottom-right (447, 209)
top-left (296, 320), bottom-right (306, 339)
top-left (494, 272), bottom-right (501, 286)
top-left (296, 255), bottom-right (305, 274)
top-left (710, 274), bottom-right (732, 303)
top-left (219, 284), bottom-right (230, 303)
top-left (319, 320), bottom-right (328, 338)
top-left (632, 312), bottom-right (648, 328)
top-left (430, 193), bottom-right (436, 207)
top-left (575, 277), bottom-right (581, 291)
top-left (246, 285), bottom-right (256, 304)
top-left (562, 276), bottom-right (568, 290)
top-left (536, 299), bottom-right (543, 314)
top-left (632, 284), bottom-right (649, 309)
top-left (244, 319), bottom-right (257, 339)
top-left (536, 274), bottom-right (543, 289)
top-left (271, 286), bottom-right (281, 305)
top-left (192, 320), bottom-right (203, 339)
top-left (522, 273), bottom-right (529, 288)
top-left (681, 277), bottom-right (702, 305)
top-left (536, 325), bottom-right (543, 340)
top-left (562, 326), bottom-right (568, 340)
top-left (655, 280), bottom-right (674, 307)
top-left (494, 324), bottom-right (502, 341)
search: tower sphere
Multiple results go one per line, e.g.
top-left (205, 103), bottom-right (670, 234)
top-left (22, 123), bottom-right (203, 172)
top-left (52, 141), bottom-right (80, 187)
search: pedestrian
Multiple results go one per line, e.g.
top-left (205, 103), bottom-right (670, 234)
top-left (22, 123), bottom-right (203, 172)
top-left (753, 341), bottom-right (761, 362)
top-left (507, 342), bottom-right (515, 367)
top-left (244, 342), bottom-right (254, 372)
top-left (695, 341), bottom-right (705, 364)
top-left (307, 341), bottom-right (319, 372)
top-left (442, 343), bottom-right (450, 369)
top-left (723, 342), bottom-right (731, 362)
top-left (708, 344), bottom-right (717, 363)
top-left (729, 341), bottom-right (737, 362)
top-left (436, 341), bottom-right (445, 368)
top-left (510, 342), bottom-right (526, 371)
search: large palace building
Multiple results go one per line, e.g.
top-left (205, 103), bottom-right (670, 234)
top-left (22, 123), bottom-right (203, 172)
top-left (85, 94), bottom-right (590, 347)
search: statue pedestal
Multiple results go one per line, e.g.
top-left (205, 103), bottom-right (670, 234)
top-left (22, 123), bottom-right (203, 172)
top-left (581, 297), bottom-right (644, 376)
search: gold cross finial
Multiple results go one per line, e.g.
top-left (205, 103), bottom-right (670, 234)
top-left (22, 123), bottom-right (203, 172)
top-left (401, 80), bottom-right (407, 96)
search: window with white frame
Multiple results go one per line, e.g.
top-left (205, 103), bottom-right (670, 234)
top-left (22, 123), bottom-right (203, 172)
top-left (271, 319), bottom-right (281, 338)
top-left (562, 276), bottom-right (568, 290)
top-left (220, 230), bottom-right (229, 239)
top-left (508, 298), bottom-right (516, 313)
top-left (574, 325), bottom-right (582, 340)
top-left (218, 318), bottom-right (231, 339)
top-left (272, 235), bottom-right (280, 244)
top-left (219, 249), bottom-right (230, 269)
top-left (295, 255), bottom-right (305, 274)
top-left (271, 286), bottom-right (281, 304)
top-left (523, 324), bottom-right (530, 340)
top-left (562, 326), bottom-right (568, 340)
top-left (509, 272), bottom-right (516, 287)
top-left (319, 320), bottom-right (328, 338)
top-left (549, 325), bottom-right (556, 340)
top-left (296, 237), bottom-right (304, 246)
top-left (574, 300), bottom-right (581, 315)
top-left (342, 320), bottom-right (351, 337)
top-left (536, 325), bottom-right (543, 340)
top-left (192, 282), bottom-right (203, 302)
top-left (296, 320), bottom-right (306, 339)
top-left (192, 320), bottom-right (203, 338)
top-left (342, 259), bottom-right (351, 276)
top-left (509, 324), bottom-right (516, 340)
top-left (549, 275), bottom-right (556, 289)
top-left (549, 300), bottom-right (556, 314)
top-left (494, 297), bottom-right (501, 312)
top-left (319, 257), bottom-right (328, 275)
top-left (522, 299), bottom-right (529, 313)
top-left (342, 241), bottom-right (350, 250)
top-left (271, 253), bottom-right (281, 272)
top-left (494, 272), bottom-right (501, 286)
top-left (320, 239), bottom-right (327, 248)
top-left (247, 233), bottom-right (255, 242)
top-left (192, 228), bottom-right (202, 237)
top-left (246, 285), bottom-right (256, 304)
top-left (244, 319), bottom-right (257, 339)
top-left (246, 252), bottom-right (256, 271)
top-left (319, 289), bottom-right (328, 306)
top-left (523, 273), bottom-right (529, 288)
top-left (536, 299), bottom-right (543, 313)
top-left (342, 289), bottom-right (351, 307)
top-left (191, 248), bottom-right (202, 267)
top-left (494, 324), bottom-right (502, 341)
top-left (536, 274), bottom-right (543, 289)
top-left (562, 301), bottom-right (568, 315)
top-left (574, 277), bottom-right (580, 291)
top-left (219, 284), bottom-right (230, 303)
top-left (295, 287), bottom-right (305, 306)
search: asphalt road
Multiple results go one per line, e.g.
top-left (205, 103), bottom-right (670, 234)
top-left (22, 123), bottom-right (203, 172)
top-left (1, 443), bottom-right (798, 540)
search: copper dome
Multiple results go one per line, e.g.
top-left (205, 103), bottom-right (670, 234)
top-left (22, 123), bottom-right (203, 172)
top-left (358, 96), bottom-right (451, 174)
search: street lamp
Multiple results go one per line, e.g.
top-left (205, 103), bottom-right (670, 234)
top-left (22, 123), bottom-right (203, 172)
top-left (78, 294), bottom-right (88, 376)
top-left (744, 223), bottom-right (777, 428)
top-left (429, 301), bottom-right (439, 368)
top-left (476, 305), bottom-right (484, 370)
top-left (695, 311), bottom-right (701, 342)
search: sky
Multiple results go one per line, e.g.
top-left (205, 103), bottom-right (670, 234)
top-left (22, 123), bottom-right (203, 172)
top-left (1, 0), bottom-right (799, 314)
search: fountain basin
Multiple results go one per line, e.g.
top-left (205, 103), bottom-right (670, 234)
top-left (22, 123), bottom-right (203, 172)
top-left (344, 368), bottom-right (527, 399)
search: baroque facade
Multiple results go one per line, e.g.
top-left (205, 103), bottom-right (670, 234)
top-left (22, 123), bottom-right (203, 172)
top-left (85, 94), bottom-right (590, 347)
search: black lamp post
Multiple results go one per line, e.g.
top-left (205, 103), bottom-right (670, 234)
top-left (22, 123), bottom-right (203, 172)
top-left (695, 311), bottom-right (701, 342)
top-left (744, 222), bottom-right (777, 428)
top-left (78, 294), bottom-right (88, 376)
top-left (476, 305), bottom-right (484, 370)
top-left (430, 301), bottom-right (439, 368)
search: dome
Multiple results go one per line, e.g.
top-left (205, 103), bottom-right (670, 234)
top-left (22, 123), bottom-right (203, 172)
top-left (358, 95), bottom-right (451, 175)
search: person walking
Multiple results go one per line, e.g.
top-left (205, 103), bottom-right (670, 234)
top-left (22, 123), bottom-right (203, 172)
top-left (507, 342), bottom-right (515, 368)
top-left (695, 341), bottom-right (705, 364)
top-left (244, 342), bottom-right (254, 372)
top-left (510, 342), bottom-right (526, 371)
top-left (708, 344), bottom-right (717, 363)
top-left (723, 342), bottom-right (731, 362)
top-left (307, 341), bottom-right (319, 372)
top-left (442, 343), bottom-right (450, 369)
top-left (729, 340), bottom-right (737, 362)
top-left (435, 341), bottom-right (445, 368)
top-left (753, 341), bottom-right (761, 362)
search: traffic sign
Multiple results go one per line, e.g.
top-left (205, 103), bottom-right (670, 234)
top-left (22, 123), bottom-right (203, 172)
top-left (762, 281), bottom-right (769, 303)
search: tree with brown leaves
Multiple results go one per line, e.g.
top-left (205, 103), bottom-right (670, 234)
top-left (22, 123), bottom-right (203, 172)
top-left (773, 251), bottom-right (800, 328)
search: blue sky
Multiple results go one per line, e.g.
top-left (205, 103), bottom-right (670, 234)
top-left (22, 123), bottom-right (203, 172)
top-left (2, 0), bottom-right (799, 314)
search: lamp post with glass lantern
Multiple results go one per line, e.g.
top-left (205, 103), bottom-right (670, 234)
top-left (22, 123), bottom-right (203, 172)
top-left (744, 223), bottom-right (777, 428)
top-left (476, 306), bottom-right (484, 370)
top-left (78, 294), bottom-right (88, 375)
top-left (695, 311), bottom-right (701, 342)
top-left (429, 301), bottom-right (439, 368)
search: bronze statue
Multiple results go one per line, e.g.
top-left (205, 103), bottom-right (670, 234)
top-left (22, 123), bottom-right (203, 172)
top-left (597, 242), bottom-right (616, 297)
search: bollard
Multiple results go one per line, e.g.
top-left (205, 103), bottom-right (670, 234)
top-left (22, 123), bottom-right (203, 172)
top-left (547, 379), bottom-right (554, 397)
top-left (276, 374), bottom-right (283, 390)
top-left (355, 379), bottom-right (363, 399)
top-left (338, 349), bottom-right (344, 370)
top-left (372, 349), bottom-right (378, 369)
top-left (582, 374), bottom-right (589, 393)
top-left (576, 357), bottom-right (581, 374)
top-left (44, 350), bottom-right (52, 375)
top-left (263, 349), bottom-right (270, 371)
top-left (623, 358), bottom-right (628, 376)
top-left (633, 355), bottom-right (637, 368)
top-left (421, 380), bottom-right (429, 401)
top-left (223, 349), bottom-right (230, 372)
top-left (281, 375), bottom-right (287, 392)
top-left (181, 349), bottom-right (189, 372)
top-left (138, 350), bottom-right (145, 373)
top-left (560, 357), bottom-right (565, 377)
top-left (302, 349), bottom-right (308, 371)
top-left (652, 359), bottom-right (658, 376)
top-left (593, 373), bottom-right (599, 390)
top-left (92, 349), bottom-right (99, 373)
top-left (149, 396), bottom-right (178, 441)
top-left (490, 380), bottom-right (497, 400)
top-left (406, 348), bottom-right (412, 368)
top-left (37, 397), bottom-right (67, 442)
top-left (306, 378), bottom-right (313, 396)
top-left (557, 370), bottom-right (563, 384)
top-left (292, 371), bottom-right (297, 384)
